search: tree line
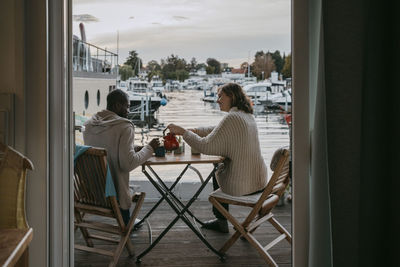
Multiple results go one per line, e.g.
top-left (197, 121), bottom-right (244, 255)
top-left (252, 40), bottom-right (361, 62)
top-left (119, 50), bottom-right (291, 82)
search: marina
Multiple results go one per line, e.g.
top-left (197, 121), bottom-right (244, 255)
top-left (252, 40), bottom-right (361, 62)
top-left (127, 90), bottom-right (290, 200)
top-left (71, 20), bottom-right (292, 267)
top-left (75, 89), bottom-right (290, 200)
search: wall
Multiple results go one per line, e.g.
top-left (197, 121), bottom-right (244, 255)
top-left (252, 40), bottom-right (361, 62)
top-left (25, 0), bottom-right (49, 266)
top-left (0, 0), bottom-right (49, 266)
top-left (0, 0), bottom-right (25, 152)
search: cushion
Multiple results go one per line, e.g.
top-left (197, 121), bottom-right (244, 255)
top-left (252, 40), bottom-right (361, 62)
top-left (209, 189), bottom-right (262, 205)
top-left (270, 147), bottom-right (288, 171)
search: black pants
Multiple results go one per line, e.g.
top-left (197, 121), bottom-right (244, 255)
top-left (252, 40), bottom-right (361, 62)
top-left (212, 174), bottom-right (265, 220)
top-left (120, 208), bottom-right (130, 226)
top-left (212, 175), bottom-right (229, 220)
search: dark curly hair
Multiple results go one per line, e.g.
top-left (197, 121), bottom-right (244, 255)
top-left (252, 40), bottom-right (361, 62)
top-left (219, 83), bottom-right (253, 114)
top-left (107, 89), bottom-right (129, 110)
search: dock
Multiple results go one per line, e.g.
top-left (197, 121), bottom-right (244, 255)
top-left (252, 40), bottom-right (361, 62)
top-left (74, 200), bottom-right (292, 266)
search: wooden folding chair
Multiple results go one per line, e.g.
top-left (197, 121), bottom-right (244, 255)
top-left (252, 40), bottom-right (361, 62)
top-left (209, 148), bottom-right (291, 266)
top-left (0, 142), bottom-right (34, 229)
top-left (74, 147), bottom-right (145, 267)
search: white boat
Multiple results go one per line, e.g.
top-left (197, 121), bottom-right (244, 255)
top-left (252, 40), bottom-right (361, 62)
top-left (73, 23), bottom-right (118, 118)
top-left (243, 82), bottom-right (291, 111)
top-left (165, 80), bottom-right (183, 91)
top-left (127, 77), bottom-right (150, 93)
top-left (150, 76), bottom-right (166, 98)
top-left (183, 78), bottom-right (204, 90)
top-left (243, 82), bottom-right (274, 105)
top-left (267, 89), bottom-right (292, 112)
top-left (117, 80), bottom-right (127, 90)
top-left (125, 77), bottom-right (167, 117)
top-left (239, 76), bottom-right (257, 87)
top-left (201, 78), bottom-right (230, 103)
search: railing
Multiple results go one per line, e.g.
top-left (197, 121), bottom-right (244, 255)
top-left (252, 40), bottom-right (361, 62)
top-left (72, 39), bottom-right (118, 74)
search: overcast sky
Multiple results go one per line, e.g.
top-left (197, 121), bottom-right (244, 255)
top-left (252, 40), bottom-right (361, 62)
top-left (73, 0), bottom-right (291, 68)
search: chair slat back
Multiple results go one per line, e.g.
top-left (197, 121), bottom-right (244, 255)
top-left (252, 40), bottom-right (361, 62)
top-left (271, 163), bottom-right (290, 198)
top-left (243, 149), bottom-right (290, 225)
top-left (0, 143), bottom-right (34, 229)
top-left (74, 148), bottom-right (112, 209)
top-left (261, 149), bottom-right (290, 200)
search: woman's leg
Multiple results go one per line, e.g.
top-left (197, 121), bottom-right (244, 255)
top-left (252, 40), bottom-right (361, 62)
top-left (202, 166), bottom-right (229, 233)
top-left (212, 175), bottom-right (229, 219)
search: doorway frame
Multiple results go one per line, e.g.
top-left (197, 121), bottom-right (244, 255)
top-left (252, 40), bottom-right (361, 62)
top-left (292, 0), bottom-right (311, 265)
top-left (48, 0), bottom-right (74, 265)
top-left (47, 0), bottom-right (311, 265)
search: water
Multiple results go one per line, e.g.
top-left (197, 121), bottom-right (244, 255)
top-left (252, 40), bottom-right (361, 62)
top-left (130, 90), bottom-right (289, 183)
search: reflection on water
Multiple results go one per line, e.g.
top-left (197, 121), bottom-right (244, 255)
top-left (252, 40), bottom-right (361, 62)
top-left (131, 90), bottom-right (289, 182)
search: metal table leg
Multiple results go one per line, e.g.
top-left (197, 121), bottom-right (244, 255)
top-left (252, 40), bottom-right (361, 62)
top-left (147, 165), bottom-right (207, 226)
top-left (136, 164), bottom-right (190, 226)
top-left (136, 164), bottom-right (223, 262)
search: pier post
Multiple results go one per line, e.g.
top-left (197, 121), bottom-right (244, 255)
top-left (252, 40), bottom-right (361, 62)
top-left (141, 96), bottom-right (144, 121)
top-left (146, 95), bottom-right (149, 117)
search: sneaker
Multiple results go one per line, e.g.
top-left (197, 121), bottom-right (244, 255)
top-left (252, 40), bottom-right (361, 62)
top-left (133, 218), bottom-right (144, 230)
top-left (131, 218), bottom-right (144, 237)
top-left (201, 219), bottom-right (229, 233)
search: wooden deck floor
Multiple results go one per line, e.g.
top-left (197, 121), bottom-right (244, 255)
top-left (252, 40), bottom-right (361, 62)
top-left (74, 200), bottom-right (292, 267)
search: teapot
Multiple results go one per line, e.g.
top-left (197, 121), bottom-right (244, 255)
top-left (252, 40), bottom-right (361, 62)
top-left (163, 128), bottom-right (179, 151)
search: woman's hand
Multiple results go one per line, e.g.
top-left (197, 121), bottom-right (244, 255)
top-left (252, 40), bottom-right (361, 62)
top-left (167, 123), bottom-right (186, 135)
top-left (187, 128), bottom-right (199, 135)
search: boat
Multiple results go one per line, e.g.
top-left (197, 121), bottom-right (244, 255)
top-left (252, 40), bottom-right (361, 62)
top-left (242, 81), bottom-right (291, 112)
top-left (125, 77), bottom-right (167, 119)
top-left (117, 80), bottom-right (128, 91)
top-left (202, 83), bottom-right (217, 102)
top-left (266, 89), bottom-right (292, 112)
top-left (73, 23), bottom-right (118, 119)
top-left (242, 82), bottom-right (275, 105)
top-left (150, 76), bottom-right (167, 98)
top-left (165, 80), bottom-right (183, 91)
top-left (202, 88), bottom-right (217, 102)
top-left (183, 78), bottom-right (204, 90)
top-left (201, 78), bottom-right (231, 103)
top-left (239, 76), bottom-right (257, 87)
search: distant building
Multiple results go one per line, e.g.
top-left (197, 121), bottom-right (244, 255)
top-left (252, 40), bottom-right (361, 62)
top-left (231, 68), bottom-right (246, 74)
top-left (221, 68), bottom-right (245, 79)
top-left (196, 68), bottom-right (207, 76)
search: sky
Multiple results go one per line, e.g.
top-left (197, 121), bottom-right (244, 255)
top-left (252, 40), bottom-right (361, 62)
top-left (73, 0), bottom-right (291, 68)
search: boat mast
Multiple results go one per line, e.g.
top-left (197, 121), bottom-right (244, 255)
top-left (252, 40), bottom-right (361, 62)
top-left (247, 51), bottom-right (251, 78)
top-left (117, 30), bottom-right (119, 78)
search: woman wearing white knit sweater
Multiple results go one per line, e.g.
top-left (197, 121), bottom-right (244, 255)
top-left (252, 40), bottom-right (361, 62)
top-left (167, 83), bottom-right (268, 233)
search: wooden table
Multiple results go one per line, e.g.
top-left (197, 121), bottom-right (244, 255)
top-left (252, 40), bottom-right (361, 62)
top-left (136, 151), bottom-right (224, 262)
top-left (0, 228), bottom-right (33, 267)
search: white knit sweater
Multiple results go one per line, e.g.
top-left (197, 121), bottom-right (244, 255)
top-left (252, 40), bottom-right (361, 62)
top-left (183, 107), bottom-right (268, 196)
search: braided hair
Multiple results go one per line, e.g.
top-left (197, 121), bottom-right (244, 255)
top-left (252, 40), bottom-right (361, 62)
top-left (219, 83), bottom-right (253, 114)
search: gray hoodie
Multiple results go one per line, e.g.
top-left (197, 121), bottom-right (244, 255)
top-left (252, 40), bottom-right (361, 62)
top-left (83, 110), bottom-right (153, 209)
